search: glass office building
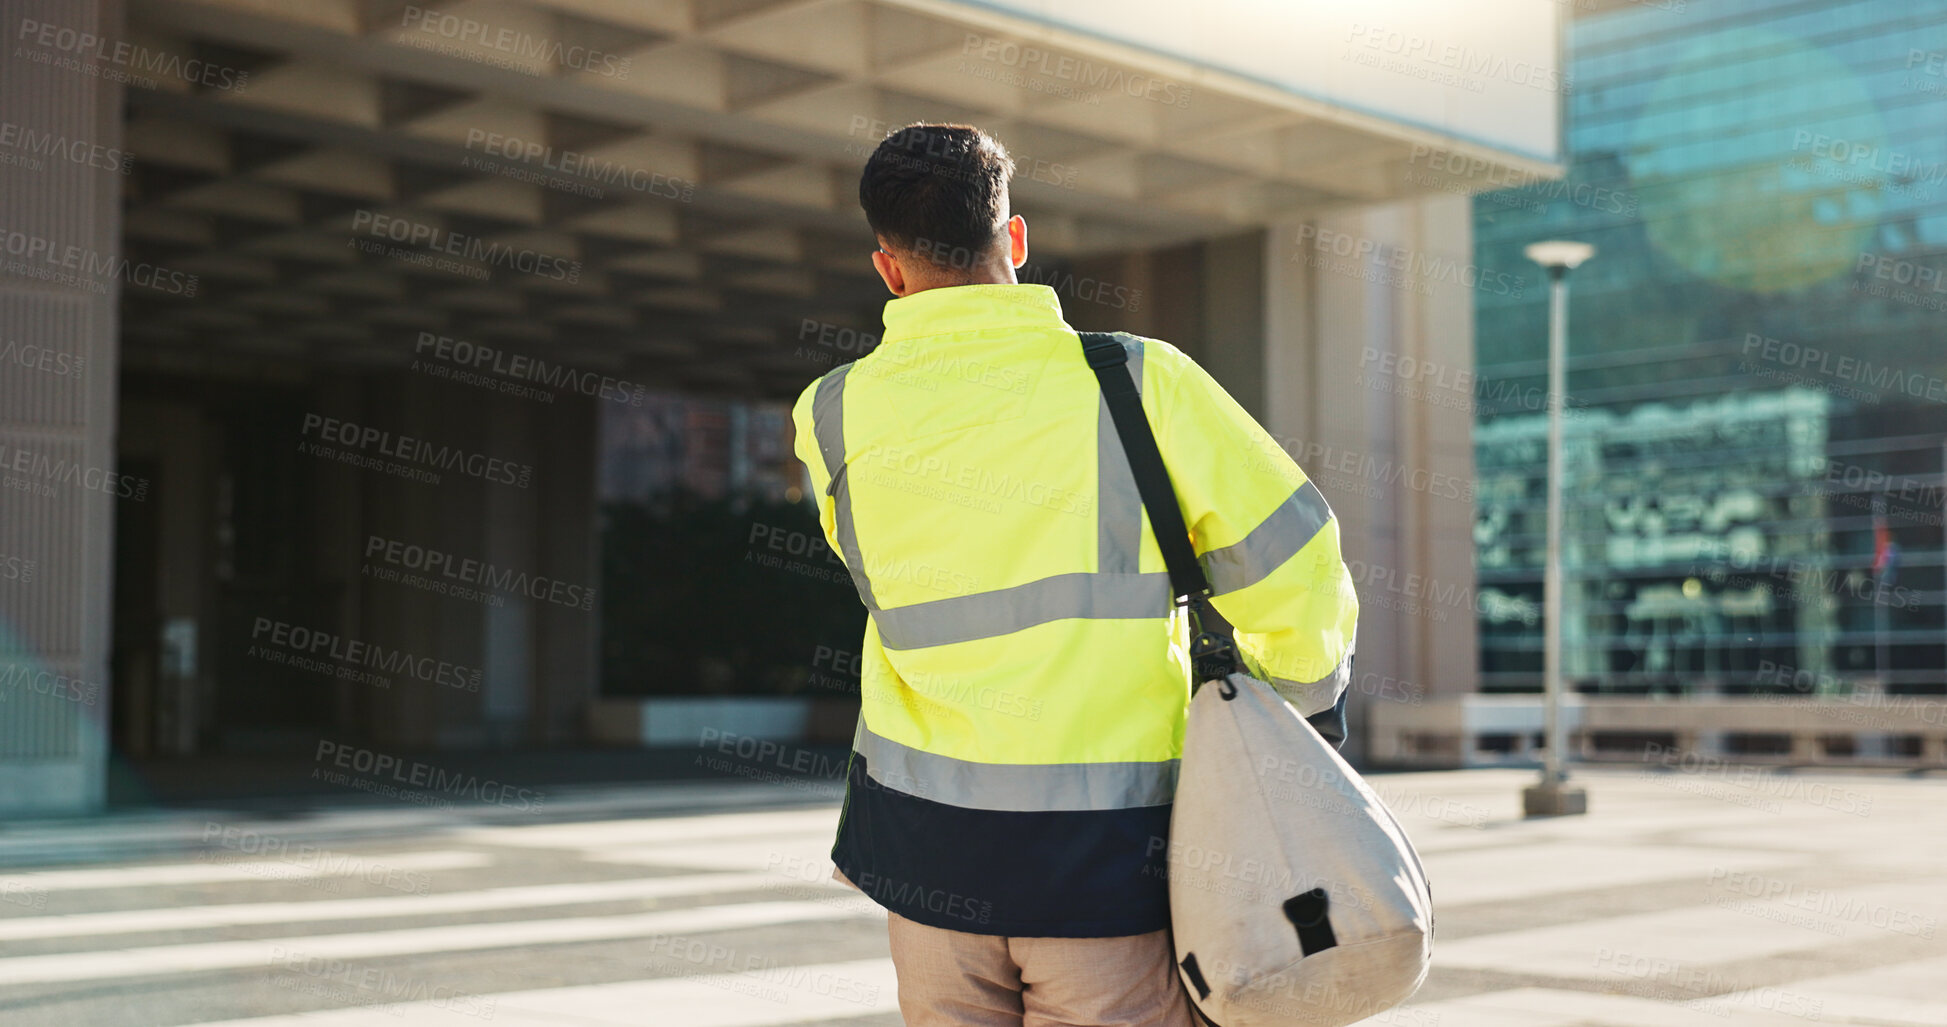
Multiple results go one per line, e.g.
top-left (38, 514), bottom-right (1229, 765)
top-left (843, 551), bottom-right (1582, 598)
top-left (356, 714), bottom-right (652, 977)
top-left (1474, 0), bottom-right (1947, 708)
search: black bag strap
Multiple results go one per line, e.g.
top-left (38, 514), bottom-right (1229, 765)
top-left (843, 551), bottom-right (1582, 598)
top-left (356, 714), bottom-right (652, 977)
top-left (1080, 331), bottom-right (1240, 684)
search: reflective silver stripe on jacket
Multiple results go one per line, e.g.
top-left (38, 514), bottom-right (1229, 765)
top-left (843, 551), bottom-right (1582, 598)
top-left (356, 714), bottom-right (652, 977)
top-left (872, 571), bottom-right (1172, 651)
top-left (1096, 338), bottom-right (1144, 574)
top-left (855, 721), bottom-right (1178, 811)
top-left (1200, 480), bottom-right (1334, 596)
top-left (1268, 649), bottom-right (1354, 717)
top-left (812, 364), bottom-right (876, 608)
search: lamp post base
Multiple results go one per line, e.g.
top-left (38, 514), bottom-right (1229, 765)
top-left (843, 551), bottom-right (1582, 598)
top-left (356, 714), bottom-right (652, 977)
top-left (1522, 782), bottom-right (1588, 818)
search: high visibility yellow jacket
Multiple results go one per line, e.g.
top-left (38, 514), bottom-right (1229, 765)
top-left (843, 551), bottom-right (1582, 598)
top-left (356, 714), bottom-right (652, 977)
top-left (791, 283), bottom-right (1357, 937)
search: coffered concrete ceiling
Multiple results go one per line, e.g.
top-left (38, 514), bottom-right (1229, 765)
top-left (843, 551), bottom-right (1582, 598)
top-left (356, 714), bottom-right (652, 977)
top-left (116, 0), bottom-right (1553, 396)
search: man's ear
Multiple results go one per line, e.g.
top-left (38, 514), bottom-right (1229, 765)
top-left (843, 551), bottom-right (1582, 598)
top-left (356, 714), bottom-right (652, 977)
top-left (872, 246), bottom-right (908, 296)
top-left (1008, 215), bottom-right (1027, 268)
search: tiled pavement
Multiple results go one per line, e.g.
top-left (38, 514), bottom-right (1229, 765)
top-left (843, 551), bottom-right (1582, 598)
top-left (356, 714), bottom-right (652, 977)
top-left (0, 766), bottom-right (1941, 1026)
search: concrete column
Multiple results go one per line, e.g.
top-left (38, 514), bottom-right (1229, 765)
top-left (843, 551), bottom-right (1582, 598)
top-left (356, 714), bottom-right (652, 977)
top-left (352, 369), bottom-right (488, 749)
top-left (534, 396), bottom-right (598, 744)
top-left (118, 398), bottom-right (214, 756)
top-left (0, 0), bottom-right (125, 813)
top-left (1264, 195), bottom-right (1481, 763)
top-left (479, 396), bottom-right (536, 745)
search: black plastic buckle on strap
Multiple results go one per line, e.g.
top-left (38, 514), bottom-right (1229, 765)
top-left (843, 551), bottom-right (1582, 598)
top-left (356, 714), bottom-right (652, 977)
top-left (1184, 594), bottom-right (1240, 697)
top-left (1191, 635), bottom-right (1240, 698)
top-left (1081, 333), bottom-right (1130, 369)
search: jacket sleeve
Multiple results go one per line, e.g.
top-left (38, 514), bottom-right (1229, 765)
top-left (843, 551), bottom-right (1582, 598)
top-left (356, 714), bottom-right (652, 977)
top-left (790, 378), bottom-right (840, 559)
top-left (1147, 340), bottom-right (1359, 718)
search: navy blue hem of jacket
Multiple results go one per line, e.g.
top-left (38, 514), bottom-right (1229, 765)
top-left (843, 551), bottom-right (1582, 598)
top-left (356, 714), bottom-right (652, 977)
top-left (831, 751), bottom-right (1173, 938)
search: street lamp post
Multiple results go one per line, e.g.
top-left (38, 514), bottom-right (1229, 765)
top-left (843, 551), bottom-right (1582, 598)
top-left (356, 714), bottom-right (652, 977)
top-left (1521, 240), bottom-right (1594, 818)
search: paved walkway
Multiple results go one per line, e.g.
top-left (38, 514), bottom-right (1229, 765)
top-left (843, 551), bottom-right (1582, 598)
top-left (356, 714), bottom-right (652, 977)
top-left (0, 766), bottom-right (1941, 1025)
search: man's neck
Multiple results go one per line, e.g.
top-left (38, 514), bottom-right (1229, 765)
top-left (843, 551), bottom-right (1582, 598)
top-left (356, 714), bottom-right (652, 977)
top-left (902, 263), bottom-right (1017, 295)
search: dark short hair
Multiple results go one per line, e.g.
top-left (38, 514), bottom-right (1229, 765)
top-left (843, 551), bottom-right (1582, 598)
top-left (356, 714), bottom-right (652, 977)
top-left (858, 124), bottom-right (1015, 270)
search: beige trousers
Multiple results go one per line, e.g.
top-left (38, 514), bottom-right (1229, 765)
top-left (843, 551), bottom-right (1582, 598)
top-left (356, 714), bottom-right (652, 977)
top-left (885, 910), bottom-right (1199, 1027)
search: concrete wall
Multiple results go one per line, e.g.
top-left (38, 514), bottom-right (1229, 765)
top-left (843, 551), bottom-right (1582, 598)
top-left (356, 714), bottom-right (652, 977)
top-left (0, 0), bottom-right (124, 814)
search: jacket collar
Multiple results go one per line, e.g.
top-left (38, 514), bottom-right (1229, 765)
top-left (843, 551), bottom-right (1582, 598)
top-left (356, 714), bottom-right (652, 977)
top-left (879, 283), bottom-right (1069, 344)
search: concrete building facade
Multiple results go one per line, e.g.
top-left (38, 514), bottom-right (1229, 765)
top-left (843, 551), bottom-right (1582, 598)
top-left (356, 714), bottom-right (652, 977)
top-left (0, 0), bottom-right (1565, 812)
